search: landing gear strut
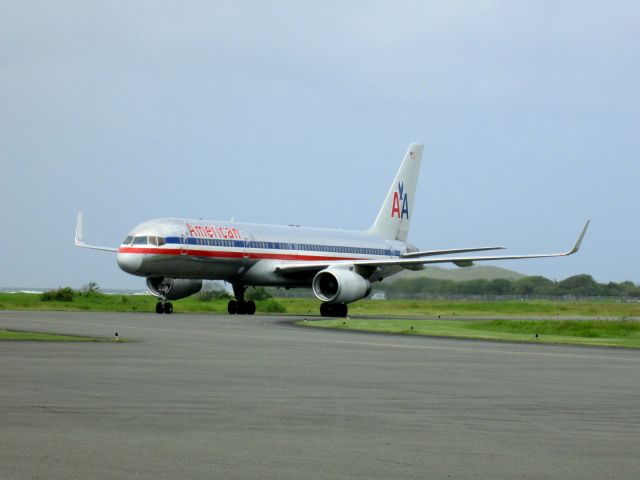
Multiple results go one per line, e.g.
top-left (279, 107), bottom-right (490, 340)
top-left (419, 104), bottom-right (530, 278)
top-left (153, 279), bottom-right (174, 314)
top-left (320, 303), bottom-right (348, 317)
top-left (227, 284), bottom-right (256, 315)
top-left (155, 301), bottom-right (173, 314)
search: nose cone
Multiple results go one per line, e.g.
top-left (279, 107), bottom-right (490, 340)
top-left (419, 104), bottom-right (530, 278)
top-left (117, 252), bottom-right (143, 275)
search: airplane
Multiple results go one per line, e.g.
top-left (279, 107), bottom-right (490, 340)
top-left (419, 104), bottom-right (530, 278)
top-left (75, 143), bottom-right (590, 317)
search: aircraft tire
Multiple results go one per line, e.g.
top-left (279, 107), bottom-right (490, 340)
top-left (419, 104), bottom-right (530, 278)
top-left (320, 303), bottom-right (348, 317)
top-left (155, 302), bottom-right (164, 314)
top-left (164, 302), bottom-right (173, 314)
top-left (228, 300), bottom-right (238, 314)
top-left (246, 301), bottom-right (256, 315)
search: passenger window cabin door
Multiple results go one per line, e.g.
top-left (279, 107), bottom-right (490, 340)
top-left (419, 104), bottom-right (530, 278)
top-left (242, 231), bottom-right (251, 261)
top-left (180, 234), bottom-right (189, 256)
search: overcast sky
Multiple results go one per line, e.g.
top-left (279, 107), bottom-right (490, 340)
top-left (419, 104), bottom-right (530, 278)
top-left (1, 1), bottom-right (638, 289)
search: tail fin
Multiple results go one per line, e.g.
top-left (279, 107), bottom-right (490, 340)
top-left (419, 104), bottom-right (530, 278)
top-left (368, 143), bottom-right (423, 242)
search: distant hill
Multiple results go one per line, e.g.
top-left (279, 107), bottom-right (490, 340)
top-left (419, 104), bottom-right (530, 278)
top-left (390, 265), bottom-right (526, 282)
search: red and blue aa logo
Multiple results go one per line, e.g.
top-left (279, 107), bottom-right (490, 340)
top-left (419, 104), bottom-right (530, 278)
top-left (391, 181), bottom-right (409, 219)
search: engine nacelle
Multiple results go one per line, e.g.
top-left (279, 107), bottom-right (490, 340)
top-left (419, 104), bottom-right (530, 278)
top-left (312, 268), bottom-right (371, 304)
top-left (146, 277), bottom-right (203, 300)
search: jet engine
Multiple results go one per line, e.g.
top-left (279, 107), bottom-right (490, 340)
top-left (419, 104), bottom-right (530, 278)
top-left (312, 268), bottom-right (371, 304)
top-left (146, 277), bottom-right (203, 300)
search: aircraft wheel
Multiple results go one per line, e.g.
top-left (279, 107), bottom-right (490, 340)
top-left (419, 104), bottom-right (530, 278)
top-left (320, 303), bottom-right (348, 317)
top-left (320, 303), bottom-right (336, 317)
top-left (228, 300), bottom-right (238, 314)
top-left (246, 301), bottom-right (256, 315)
top-left (155, 302), bottom-right (164, 314)
top-left (163, 302), bottom-right (173, 314)
top-left (236, 301), bottom-right (247, 315)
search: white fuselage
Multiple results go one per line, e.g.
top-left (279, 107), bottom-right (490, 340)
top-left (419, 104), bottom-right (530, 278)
top-left (116, 218), bottom-right (411, 287)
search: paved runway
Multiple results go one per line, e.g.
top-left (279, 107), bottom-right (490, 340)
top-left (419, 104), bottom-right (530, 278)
top-left (1, 311), bottom-right (639, 479)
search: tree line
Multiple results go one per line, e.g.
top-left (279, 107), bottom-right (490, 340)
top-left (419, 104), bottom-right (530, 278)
top-left (376, 274), bottom-right (640, 298)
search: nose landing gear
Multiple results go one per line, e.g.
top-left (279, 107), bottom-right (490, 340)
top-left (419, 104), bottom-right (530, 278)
top-left (153, 279), bottom-right (174, 314)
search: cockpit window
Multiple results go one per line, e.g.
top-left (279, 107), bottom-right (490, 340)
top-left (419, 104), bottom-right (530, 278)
top-left (126, 235), bottom-right (165, 246)
top-left (146, 236), bottom-right (166, 246)
top-left (133, 236), bottom-right (148, 245)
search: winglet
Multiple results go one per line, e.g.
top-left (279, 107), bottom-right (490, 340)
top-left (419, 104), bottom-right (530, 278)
top-left (75, 212), bottom-right (85, 246)
top-left (74, 212), bottom-right (118, 252)
top-left (567, 220), bottom-right (590, 255)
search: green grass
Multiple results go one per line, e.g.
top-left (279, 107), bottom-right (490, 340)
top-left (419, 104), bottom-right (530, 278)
top-left (0, 293), bottom-right (639, 318)
top-left (0, 328), bottom-right (111, 342)
top-left (300, 318), bottom-right (640, 348)
top-left (269, 298), bottom-right (640, 318)
top-left (277, 298), bottom-right (640, 318)
top-left (0, 292), bottom-right (232, 313)
top-left (340, 299), bottom-right (640, 317)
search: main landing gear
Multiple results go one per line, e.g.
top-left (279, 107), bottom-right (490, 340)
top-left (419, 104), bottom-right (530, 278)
top-left (320, 303), bottom-right (348, 317)
top-left (227, 283), bottom-right (256, 315)
top-left (227, 300), bottom-right (256, 315)
top-left (155, 301), bottom-right (173, 314)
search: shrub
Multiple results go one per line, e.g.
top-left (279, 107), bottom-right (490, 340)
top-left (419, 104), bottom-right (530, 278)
top-left (41, 287), bottom-right (75, 302)
top-left (197, 288), bottom-right (231, 301)
top-left (80, 282), bottom-right (103, 298)
top-left (246, 286), bottom-right (272, 301)
top-left (259, 299), bottom-right (287, 313)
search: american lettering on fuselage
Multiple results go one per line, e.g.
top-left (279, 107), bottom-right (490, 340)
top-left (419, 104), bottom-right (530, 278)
top-left (75, 143), bottom-right (589, 317)
top-left (185, 223), bottom-right (242, 240)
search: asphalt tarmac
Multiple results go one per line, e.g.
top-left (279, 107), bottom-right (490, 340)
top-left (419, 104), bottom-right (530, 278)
top-left (1, 310), bottom-right (639, 479)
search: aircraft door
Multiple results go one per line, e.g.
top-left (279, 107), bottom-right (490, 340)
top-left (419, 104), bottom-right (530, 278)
top-left (241, 231), bottom-right (251, 262)
top-left (385, 240), bottom-right (397, 258)
top-left (180, 234), bottom-right (189, 255)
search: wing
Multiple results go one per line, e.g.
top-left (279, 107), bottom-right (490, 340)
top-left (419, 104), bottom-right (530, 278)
top-left (74, 212), bottom-right (118, 252)
top-left (275, 221), bottom-right (590, 275)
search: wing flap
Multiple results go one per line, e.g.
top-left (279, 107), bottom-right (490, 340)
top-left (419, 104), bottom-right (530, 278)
top-left (401, 246), bottom-right (504, 258)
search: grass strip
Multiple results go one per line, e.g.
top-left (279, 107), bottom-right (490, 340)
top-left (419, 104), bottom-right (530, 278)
top-left (0, 329), bottom-right (113, 342)
top-left (299, 318), bottom-right (640, 348)
top-left (1, 293), bottom-right (639, 318)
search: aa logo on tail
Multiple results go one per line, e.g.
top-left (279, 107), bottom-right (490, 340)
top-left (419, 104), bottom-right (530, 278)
top-left (391, 181), bottom-right (409, 219)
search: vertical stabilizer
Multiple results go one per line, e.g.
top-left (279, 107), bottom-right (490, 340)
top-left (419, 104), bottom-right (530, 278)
top-left (367, 143), bottom-right (423, 241)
